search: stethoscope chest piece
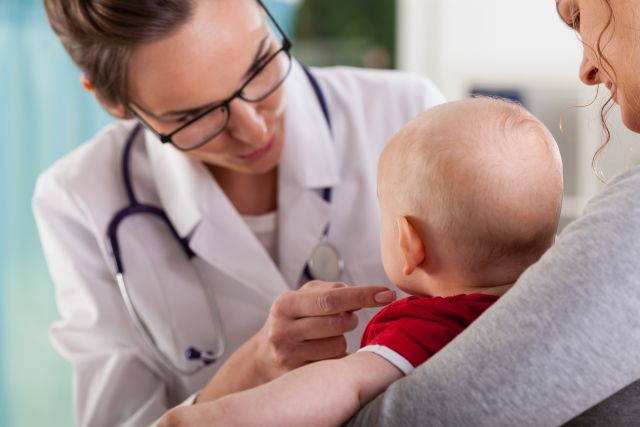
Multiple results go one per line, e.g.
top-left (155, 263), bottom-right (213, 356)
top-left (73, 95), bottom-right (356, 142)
top-left (306, 240), bottom-right (344, 282)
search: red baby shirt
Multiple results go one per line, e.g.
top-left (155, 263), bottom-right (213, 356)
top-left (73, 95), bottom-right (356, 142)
top-left (359, 293), bottom-right (499, 374)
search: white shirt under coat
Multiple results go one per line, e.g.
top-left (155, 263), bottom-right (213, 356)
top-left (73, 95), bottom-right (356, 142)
top-left (32, 61), bottom-right (445, 427)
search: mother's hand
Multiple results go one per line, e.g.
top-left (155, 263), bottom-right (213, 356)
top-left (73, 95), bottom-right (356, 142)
top-left (195, 281), bottom-right (395, 402)
top-left (255, 281), bottom-right (396, 379)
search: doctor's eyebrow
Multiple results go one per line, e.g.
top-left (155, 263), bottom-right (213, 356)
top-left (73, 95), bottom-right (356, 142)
top-left (156, 34), bottom-right (271, 119)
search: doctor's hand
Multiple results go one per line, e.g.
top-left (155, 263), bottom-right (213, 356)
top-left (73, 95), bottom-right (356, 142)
top-left (254, 281), bottom-right (396, 379)
top-left (195, 282), bottom-right (395, 403)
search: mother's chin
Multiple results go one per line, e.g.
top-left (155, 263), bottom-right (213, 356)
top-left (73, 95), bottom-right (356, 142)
top-left (618, 97), bottom-right (640, 133)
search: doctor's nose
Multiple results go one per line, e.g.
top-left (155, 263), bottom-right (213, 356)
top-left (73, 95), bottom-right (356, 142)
top-left (226, 98), bottom-right (268, 145)
top-left (579, 54), bottom-right (601, 86)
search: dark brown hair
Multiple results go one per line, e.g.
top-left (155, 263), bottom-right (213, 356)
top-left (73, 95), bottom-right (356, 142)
top-left (44, 0), bottom-right (194, 108)
top-left (592, 0), bottom-right (616, 180)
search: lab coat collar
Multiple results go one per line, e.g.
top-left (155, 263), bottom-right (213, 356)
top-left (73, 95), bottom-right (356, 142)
top-left (278, 61), bottom-right (339, 286)
top-left (144, 131), bottom-right (205, 238)
top-left (146, 133), bottom-right (289, 300)
top-left (144, 60), bottom-right (339, 294)
top-left (143, 61), bottom-right (338, 237)
top-left (281, 61), bottom-right (339, 190)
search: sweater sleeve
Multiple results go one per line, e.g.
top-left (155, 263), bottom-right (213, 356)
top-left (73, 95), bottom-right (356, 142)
top-left (345, 165), bottom-right (640, 427)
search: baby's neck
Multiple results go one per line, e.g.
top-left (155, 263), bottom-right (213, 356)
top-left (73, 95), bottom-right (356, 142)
top-left (416, 276), bottom-right (515, 298)
top-left (401, 263), bottom-right (521, 298)
top-left (447, 281), bottom-right (513, 297)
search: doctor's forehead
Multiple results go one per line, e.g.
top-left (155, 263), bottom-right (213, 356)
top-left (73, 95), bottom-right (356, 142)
top-left (128, 0), bottom-right (266, 113)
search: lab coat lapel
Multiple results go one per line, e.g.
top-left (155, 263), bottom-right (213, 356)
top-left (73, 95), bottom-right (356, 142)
top-left (279, 62), bottom-right (339, 287)
top-left (144, 129), bottom-right (203, 238)
top-left (189, 179), bottom-right (289, 301)
top-left (145, 130), bottom-right (288, 301)
top-left (144, 61), bottom-right (338, 296)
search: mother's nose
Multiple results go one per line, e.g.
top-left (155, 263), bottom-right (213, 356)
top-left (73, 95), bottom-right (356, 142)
top-left (579, 54), bottom-right (601, 86)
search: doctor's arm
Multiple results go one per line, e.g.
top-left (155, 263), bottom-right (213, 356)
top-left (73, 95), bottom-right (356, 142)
top-left (345, 167), bottom-right (640, 426)
top-left (33, 174), bottom-right (183, 427)
top-left (196, 282), bottom-right (397, 402)
top-left (160, 351), bottom-right (402, 427)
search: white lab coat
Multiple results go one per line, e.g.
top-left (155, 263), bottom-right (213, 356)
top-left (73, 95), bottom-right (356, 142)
top-left (33, 61), bottom-right (445, 427)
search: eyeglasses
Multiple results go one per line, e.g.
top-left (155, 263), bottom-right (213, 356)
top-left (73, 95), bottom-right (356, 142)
top-left (128, 0), bottom-right (293, 151)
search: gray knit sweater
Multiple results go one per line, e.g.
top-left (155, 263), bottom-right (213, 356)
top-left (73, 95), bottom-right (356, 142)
top-left (346, 165), bottom-right (640, 427)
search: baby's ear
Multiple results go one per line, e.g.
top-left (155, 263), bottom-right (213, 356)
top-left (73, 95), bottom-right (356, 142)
top-left (396, 215), bottom-right (426, 276)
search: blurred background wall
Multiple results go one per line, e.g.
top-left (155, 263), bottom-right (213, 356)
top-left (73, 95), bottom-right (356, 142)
top-left (1, 1), bottom-right (635, 426)
top-left (395, 0), bottom-right (640, 226)
top-left (1, 2), bottom-right (112, 426)
top-left (0, 2), bottom-right (301, 425)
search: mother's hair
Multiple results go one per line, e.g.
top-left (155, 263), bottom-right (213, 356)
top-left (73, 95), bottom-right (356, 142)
top-left (585, 0), bottom-right (616, 179)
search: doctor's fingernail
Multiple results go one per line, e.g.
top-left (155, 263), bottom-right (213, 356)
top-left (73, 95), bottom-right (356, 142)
top-left (374, 290), bottom-right (396, 303)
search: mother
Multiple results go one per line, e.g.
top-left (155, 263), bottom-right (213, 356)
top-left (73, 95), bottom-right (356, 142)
top-left (33, 0), bottom-right (444, 425)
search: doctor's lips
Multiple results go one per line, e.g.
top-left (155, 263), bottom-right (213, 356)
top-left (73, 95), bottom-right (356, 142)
top-left (240, 136), bottom-right (276, 162)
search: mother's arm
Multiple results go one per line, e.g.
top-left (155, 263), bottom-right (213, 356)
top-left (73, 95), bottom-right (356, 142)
top-left (346, 166), bottom-right (640, 427)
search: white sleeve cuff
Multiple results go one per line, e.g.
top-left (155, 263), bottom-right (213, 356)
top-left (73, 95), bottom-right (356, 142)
top-left (150, 392), bottom-right (199, 427)
top-left (178, 392), bottom-right (199, 406)
top-left (358, 345), bottom-right (414, 375)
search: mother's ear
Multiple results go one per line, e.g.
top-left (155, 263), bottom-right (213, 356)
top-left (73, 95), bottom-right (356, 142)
top-left (80, 74), bottom-right (131, 119)
top-left (395, 215), bottom-right (426, 276)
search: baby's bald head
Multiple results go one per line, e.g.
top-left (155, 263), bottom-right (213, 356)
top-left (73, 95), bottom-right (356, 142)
top-left (378, 97), bottom-right (563, 280)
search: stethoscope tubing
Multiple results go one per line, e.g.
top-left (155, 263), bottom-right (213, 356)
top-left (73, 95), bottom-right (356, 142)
top-left (107, 65), bottom-right (339, 376)
top-left (115, 273), bottom-right (223, 375)
top-left (108, 125), bottom-right (219, 375)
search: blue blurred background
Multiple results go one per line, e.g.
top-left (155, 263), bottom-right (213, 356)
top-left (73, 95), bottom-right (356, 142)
top-left (0, 1), bottom-right (301, 425)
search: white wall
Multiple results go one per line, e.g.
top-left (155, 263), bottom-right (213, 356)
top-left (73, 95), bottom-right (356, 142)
top-left (397, 0), bottom-right (583, 98)
top-left (396, 0), bottom-right (640, 224)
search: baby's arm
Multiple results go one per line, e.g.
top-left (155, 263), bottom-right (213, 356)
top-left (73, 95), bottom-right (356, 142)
top-left (160, 351), bottom-right (402, 427)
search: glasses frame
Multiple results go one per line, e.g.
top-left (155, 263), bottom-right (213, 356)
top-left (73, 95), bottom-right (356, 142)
top-left (128, 0), bottom-right (293, 152)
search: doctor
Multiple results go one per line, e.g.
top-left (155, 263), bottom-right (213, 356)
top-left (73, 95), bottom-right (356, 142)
top-left (34, 0), bottom-right (444, 425)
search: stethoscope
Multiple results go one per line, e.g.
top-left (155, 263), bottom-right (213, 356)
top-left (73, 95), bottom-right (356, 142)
top-left (106, 67), bottom-right (343, 375)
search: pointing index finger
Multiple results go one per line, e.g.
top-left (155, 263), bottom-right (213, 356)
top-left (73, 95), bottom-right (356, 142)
top-left (285, 286), bottom-right (396, 318)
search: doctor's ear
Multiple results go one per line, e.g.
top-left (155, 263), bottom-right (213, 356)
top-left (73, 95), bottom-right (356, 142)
top-left (80, 74), bottom-right (131, 119)
top-left (395, 215), bottom-right (426, 276)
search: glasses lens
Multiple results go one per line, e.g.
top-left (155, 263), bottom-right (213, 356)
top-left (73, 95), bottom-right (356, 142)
top-left (166, 48), bottom-right (291, 151)
top-left (171, 106), bottom-right (229, 150)
top-left (241, 49), bottom-right (292, 102)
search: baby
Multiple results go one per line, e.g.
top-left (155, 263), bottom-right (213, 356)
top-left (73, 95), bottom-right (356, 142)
top-left (160, 97), bottom-right (563, 427)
